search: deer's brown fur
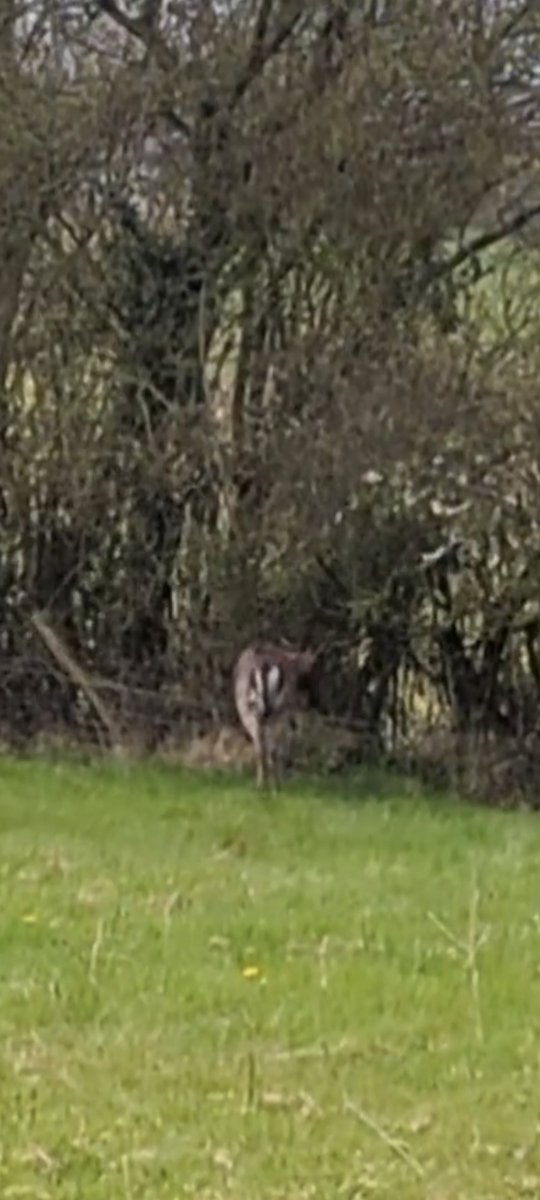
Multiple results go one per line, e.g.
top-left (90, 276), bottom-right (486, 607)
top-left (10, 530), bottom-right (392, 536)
top-left (233, 643), bottom-right (317, 788)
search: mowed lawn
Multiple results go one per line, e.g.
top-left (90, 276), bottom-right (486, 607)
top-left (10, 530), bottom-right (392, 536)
top-left (1, 761), bottom-right (540, 1199)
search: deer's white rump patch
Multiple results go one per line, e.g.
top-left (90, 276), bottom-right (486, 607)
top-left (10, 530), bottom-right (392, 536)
top-left (266, 664), bottom-right (283, 703)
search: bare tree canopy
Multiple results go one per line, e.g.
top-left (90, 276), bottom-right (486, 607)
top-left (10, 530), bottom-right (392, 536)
top-left (1, 0), bottom-right (540, 798)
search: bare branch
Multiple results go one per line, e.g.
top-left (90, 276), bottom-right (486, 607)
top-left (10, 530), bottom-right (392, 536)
top-left (230, 1), bottom-right (305, 109)
top-left (95, 0), bottom-right (176, 68)
top-left (252, 0), bottom-right (274, 49)
top-left (433, 201), bottom-right (540, 283)
top-left (496, 2), bottom-right (536, 45)
top-left (140, 0), bottom-right (162, 35)
top-left (31, 612), bottom-right (122, 749)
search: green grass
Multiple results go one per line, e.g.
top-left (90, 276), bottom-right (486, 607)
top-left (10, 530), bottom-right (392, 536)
top-left (1, 759), bottom-right (540, 1198)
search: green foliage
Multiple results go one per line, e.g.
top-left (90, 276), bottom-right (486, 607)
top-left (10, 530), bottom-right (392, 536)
top-left (102, 202), bottom-right (208, 416)
top-left (1, 760), bottom-right (540, 1196)
top-left (459, 239), bottom-right (540, 360)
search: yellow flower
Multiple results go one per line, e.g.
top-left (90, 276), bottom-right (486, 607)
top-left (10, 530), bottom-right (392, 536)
top-left (242, 964), bottom-right (262, 980)
top-left (22, 913), bottom-right (38, 924)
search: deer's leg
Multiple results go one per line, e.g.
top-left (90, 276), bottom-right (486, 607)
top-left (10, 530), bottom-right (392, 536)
top-left (281, 714), bottom-right (298, 776)
top-left (273, 714), bottom-right (295, 787)
top-left (251, 719), bottom-right (275, 791)
top-left (264, 724), bottom-right (281, 791)
top-left (257, 723), bottom-right (270, 788)
top-left (243, 710), bottom-right (268, 788)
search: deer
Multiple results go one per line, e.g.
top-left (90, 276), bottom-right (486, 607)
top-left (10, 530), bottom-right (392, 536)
top-left (233, 643), bottom-right (318, 789)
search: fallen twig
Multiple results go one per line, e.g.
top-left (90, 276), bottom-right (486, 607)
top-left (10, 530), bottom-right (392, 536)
top-left (427, 868), bottom-right (487, 1046)
top-left (30, 610), bottom-right (122, 749)
top-left (344, 1098), bottom-right (425, 1179)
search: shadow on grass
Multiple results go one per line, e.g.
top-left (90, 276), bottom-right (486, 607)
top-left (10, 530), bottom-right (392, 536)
top-left (0, 747), bottom-right (519, 829)
top-left (152, 759), bottom-right (463, 818)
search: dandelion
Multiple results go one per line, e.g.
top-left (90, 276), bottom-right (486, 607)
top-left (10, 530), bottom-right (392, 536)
top-left (242, 964), bottom-right (262, 980)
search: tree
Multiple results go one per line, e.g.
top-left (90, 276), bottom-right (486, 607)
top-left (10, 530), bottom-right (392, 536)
top-left (2, 0), bottom-right (540, 777)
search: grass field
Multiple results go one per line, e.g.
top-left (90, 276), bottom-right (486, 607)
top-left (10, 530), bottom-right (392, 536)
top-left (1, 759), bottom-right (540, 1199)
